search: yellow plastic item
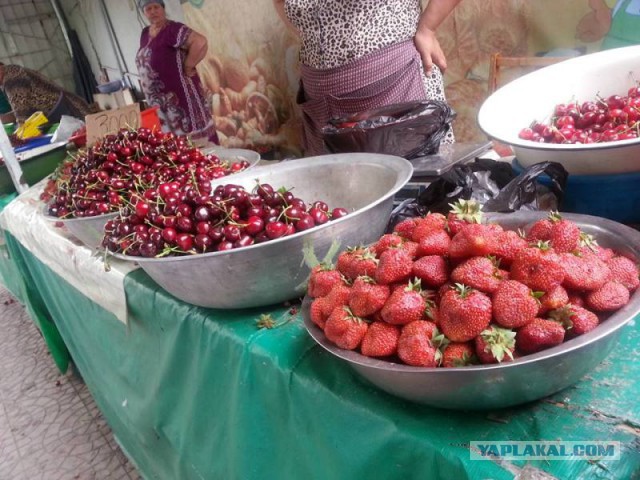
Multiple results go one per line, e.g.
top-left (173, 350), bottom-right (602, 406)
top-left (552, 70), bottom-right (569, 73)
top-left (15, 111), bottom-right (48, 139)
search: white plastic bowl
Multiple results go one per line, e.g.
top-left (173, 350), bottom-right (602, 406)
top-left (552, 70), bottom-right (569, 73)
top-left (478, 46), bottom-right (640, 175)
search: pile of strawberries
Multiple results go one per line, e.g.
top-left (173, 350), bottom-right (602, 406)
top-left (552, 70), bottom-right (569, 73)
top-left (307, 201), bottom-right (639, 367)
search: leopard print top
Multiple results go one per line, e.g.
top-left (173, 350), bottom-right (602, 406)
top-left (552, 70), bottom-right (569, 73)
top-left (1, 65), bottom-right (97, 123)
top-left (285, 0), bottom-right (421, 69)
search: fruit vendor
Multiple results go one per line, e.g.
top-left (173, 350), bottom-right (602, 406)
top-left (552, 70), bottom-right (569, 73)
top-left (273, 0), bottom-right (460, 155)
top-left (136, 0), bottom-right (219, 145)
top-left (0, 62), bottom-right (98, 125)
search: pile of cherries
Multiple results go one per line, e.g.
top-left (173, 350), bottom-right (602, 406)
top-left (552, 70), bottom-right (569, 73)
top-left (46, 127), bottom-right (250, 218)
top-left (519, 85), bottom-right (640, 144)
top-left (103, 178), bottom-right (349, 257)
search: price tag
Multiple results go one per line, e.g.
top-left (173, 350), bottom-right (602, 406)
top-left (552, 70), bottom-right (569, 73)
top-left (85, 103), bottom-right (141, 146)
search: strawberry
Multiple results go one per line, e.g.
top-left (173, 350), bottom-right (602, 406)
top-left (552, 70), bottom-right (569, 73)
top-left (372, 233), bottom-right (404, 257)
top-left (475, 326), bottom-right (516, 364)
top-left (360, 321), bottom-right (400, 357)
top-left (416, 229), bottom-right (451, 257)
top-left (492, 280), bottom-right (541, 328)
top-left (412, 255), bottom-right (449, 288)
top-left (348, 276), bottom-right (390, 317)
top-left (559, 252), bottom-right (610, 291)
top-left (393, 217), bottom-right (418, 239)
top-left (491, 229), bottom-right (528, 267)
top-left (548, 304), bottom-right (599, 338)
top-left (349, 248), bottom-right (378, 279)
top-left (308, 264), bottom-right (342, 298)
top-left (447, 199), bottom-right (483, 236)
top-left (442, 342), bottom-right (477, 367)
top-left (606, 256), bottom-right (640, 292)
top-left (380, 279), bottom-right (426, 325)
top-left (324, 307), bottom-right (368, 350)
top-left (566, 290), bottom-right (585, 307)
top-left (320, 282), bottom-right (351, 317)
top-left (310, 297), bottom-right (329, 329)
top-left (537, 284), bottom-right (569, 316)
top-left (451, 256), bottom-right (504, 294)
top-left (510, 243), bottom-right (565, 292)
top-left (526, 218), bottom-right (553, 243)
top-left (575, 232), bottom-right (614, 262)
top-left (547, 212), bottom-right (580, 253)
top-left (516, 318), bottom-right (565, 354)
top-left (411, 213), bottom-right (447, 242)
top-left (423, 298), bottom-right (440, 325)
top-left (336, 247), bottom-right (365, 279)
top-left (585, 281), bottom-right (630, 312)
top-left (449, 224), bottom-right (498, 260)
top-left (397, 321), bottom-right (442, 367)
top-left (401, 240), bottom-right (420, 260)
top-left (439, 284), bottom-right (492, 342)
top-left (375, 248), bottom-right (413, 285)
top-left (401, 319), bottom-right (440, 340)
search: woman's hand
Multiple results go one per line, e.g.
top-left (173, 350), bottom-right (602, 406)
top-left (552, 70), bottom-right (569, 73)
top-left (183, 31), bottom-right (208, 78)
top-left (414, 28), bottom-right (447, 74)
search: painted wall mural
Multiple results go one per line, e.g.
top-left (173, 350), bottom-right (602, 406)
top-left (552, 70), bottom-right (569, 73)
top-left (183, 0), bottom-right (634, 152)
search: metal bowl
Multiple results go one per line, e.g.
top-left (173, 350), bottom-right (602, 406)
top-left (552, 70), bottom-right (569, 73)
top-left (478, 46), bottom-right (640, 175)
top-left (41, 149), bottom-right (261, 249)
top-left (113, 153), bottom-right (413, 309)
top-left (303, 211), bottom-right (640, 410)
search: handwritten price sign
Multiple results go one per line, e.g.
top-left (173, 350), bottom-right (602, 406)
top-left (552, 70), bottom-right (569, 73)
top-left (86, 103), bottom-right (141, 146)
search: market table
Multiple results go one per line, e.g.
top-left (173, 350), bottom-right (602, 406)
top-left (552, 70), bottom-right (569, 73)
top-left (1, 185), bottom-right (639, 480)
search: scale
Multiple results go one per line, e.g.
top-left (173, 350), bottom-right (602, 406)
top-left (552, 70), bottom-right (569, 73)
top-left (409, 141), bottom-right (493, 179)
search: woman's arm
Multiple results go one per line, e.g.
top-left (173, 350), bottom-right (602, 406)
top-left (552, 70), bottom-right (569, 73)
top-left (273, 0), bottom-right (299, 36)
top-left (183, 30), bottom-right (208, 77)
top-left (415, 0), bottom-right (462, 73)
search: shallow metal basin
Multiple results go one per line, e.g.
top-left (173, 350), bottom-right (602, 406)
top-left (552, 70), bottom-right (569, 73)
top-left (303, 211), bottom-right (640, 410)
top-left (114, 153), bottom-right (413, 309)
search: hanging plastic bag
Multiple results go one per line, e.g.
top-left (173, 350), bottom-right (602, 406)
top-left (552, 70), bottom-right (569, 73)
top-left (322, 100), bottom-right (456, 159)
top-left (388, 159), bottom-right (568, 230)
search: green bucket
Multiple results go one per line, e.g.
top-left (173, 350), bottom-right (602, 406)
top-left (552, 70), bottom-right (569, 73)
top-left (0, 144), bottom-right (68, 195)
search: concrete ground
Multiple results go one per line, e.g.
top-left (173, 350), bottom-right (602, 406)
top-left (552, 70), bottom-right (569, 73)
top-left (0, 286), bottom-right (140, 480)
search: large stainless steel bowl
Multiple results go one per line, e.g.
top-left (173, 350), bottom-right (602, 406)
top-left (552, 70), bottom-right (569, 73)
top-left (113, 153), bottom-right (413, 309)
top-left (478, 46), bottom-right (640, 175)
top-left (42, 148), bottom-right (261, 249)
top-left (303, 211), bottom-right (640, 410)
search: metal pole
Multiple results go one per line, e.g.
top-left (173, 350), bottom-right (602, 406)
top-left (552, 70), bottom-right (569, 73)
top-left (0, 122), bottom-right (28, 194)
top-left (49, 0), bottom-right (74, 59)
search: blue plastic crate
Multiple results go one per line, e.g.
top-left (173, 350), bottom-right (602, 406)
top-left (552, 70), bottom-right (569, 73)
top-left (513, 160), bottom-right (640, 224)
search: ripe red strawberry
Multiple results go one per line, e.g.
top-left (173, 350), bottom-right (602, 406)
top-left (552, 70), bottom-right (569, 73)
top-left (493, 280), bottom-right (541, 328)
top-left (324, 307), bottom-right (368, 350)
top-left (526, 218), bottom-right (553, 242)
top-left (574, 232), bottom-right (614, 262)
top-left (491, 229), bottom-right (528, 267)
top-left (606, 256), bottom-right (640, 292)
top-left (348, 276), bottom-right (390, 317)
top-left (423, 298), bottom-right (440, 325)
top-left (442, 342), bottom-right (477, 367)
top-left (416, 229), bottom-right (451, 257)
top-left (412, 255), bottom-right (449, 288)
top-left (372, 233), bottom-right (404, 257)
top-left (510, 243), bottom-right (565, 292)
top-left (537, 284), bottom-right (569, 316)
top-left (349, 248), bottom-right (378, 279)
top-left (449, 224), bottom-right (498, 260)
top-left (320, 283), bottom-right (351, 317)
top-left (310, 297), bottom-right (329, 329)
top-left (516, 318), bottom-right (565, 354)
top-left (397, 321), bottom-right (441, 367)
top-left (401, 240), bottom-right (420, 259)
top-left (548, 304), bottom-right (599, 338)
top-left (375, 248), bottom-right (413, 285)
top-left (475, 326), bottom-right (516, 364)
top-left (336, 247), bottom-right (365, 279)
top-left (547, 212), bottom-right (580, 253)
top-left (380, 279), bottom-right (427, 325)
top-left (439, 284), bottom-right (492, 342)
top-left (566, 291), bottom-right (585, 307)
top-left (393, 217), bottom-right (418, 239)
top-left (401, 320), bottom-right (440, 340)
top-left (560, 252), bottom-right (610, 292)
top-left (585, 281), bottom-right (630, 311)
top-left (411, 213), bottom-right (447, 242)
top-left (451, 256), bottom-right (504, 294)
top-left (447, 199), bottom-right (483, 236)
top-left (308, 264), bottom-right (342, 298)
top-left (360, 321), bottom-right (400, 357)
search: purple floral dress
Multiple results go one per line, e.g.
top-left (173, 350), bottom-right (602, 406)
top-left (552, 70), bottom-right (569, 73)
top-left (136, 21), bottom-right (218, 143)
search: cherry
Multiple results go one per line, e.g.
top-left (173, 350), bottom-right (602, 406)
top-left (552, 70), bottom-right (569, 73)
top-left (244, 216), bottom-right (264, 236)
top-left (295, 214), bottom-right (316, 232)
top-left (331, 208), bottom-right (349, 219)
top-left (309, 207), bottom-right (329, 225)
top-left (265, 221), bottom-right (287, 239)
top-left (176, 233), bottom-right (194, 251)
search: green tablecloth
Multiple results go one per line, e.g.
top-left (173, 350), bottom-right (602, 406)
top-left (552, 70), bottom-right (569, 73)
top-left (2, 232), bottom-right (640, 479)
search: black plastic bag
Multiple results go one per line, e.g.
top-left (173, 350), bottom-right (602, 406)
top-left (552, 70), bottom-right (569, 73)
top-left (388, 160), bottom-right (568, 230)
top-left (322, 100), bottom-right (456, 159)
